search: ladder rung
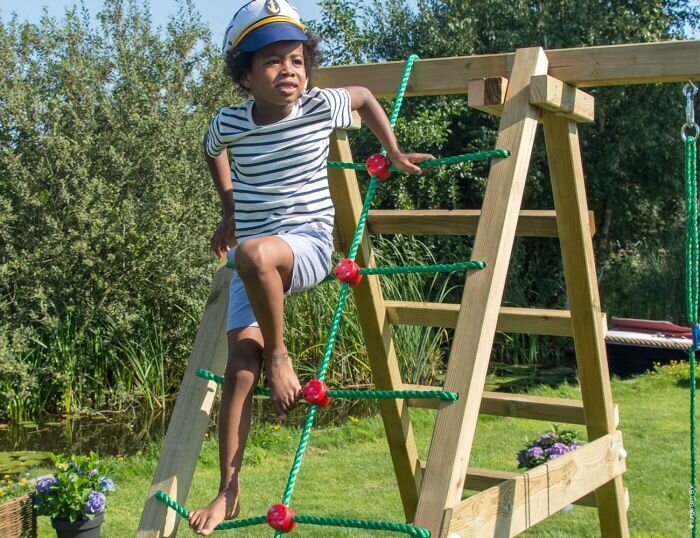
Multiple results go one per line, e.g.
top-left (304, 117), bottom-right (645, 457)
top-left (386, 301), bottom-right (573, 336)
top-left (366, 209), bottom-right (595, 237)
top-left (404, 384), bottom-right (585, 424)
top-left (417, 464), bottom-right (597, 507)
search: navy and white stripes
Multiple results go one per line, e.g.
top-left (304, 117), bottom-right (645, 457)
top-left (206, 87), bottom-right (353, 242)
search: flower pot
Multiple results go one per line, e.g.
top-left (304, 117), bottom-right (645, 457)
top-left (51, 513), bottom-right (104, 538)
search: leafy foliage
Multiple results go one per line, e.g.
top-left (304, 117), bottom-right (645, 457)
top-left (1, 0), bottom-right (699, 419)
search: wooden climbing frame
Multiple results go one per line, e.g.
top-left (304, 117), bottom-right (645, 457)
top-left (137, 40), bottom-right (700, 537)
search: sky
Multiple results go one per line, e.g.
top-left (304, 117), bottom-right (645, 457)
top-left (2, 1), bottom-right (325, 44)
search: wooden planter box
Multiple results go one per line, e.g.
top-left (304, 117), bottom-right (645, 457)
top-left (0, 495), bottom-right (37, 538)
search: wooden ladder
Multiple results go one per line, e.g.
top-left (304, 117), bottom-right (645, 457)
top-left (328, 46), bottom-right (629, 537)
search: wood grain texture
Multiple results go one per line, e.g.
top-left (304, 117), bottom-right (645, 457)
top-left (414, 47), bottom-right (549, 535)
top-left (447, 431), bottom-right (627, 536)
top-left (314, 41), bottom-right (700, 97)
top-left (137, 266), bottom-right (232, 537)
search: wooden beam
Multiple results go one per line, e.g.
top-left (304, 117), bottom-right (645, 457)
top-left (327, 130), bottom-right (422, 521)
top-left (468, 77), bottom-right (508, 115)
top-left (446, 431), bottom-right (627, 536)
top-left (405, 385), bottom-right (585, 424)
top-left (544, 111), bottom-right (629, 534)
top-left (137, 266), bottom-right (232, 537)
top-left (385, 301), bottom-right (574, 336)
top-left (414, 47), bottom-right (549, 535)
top-left (530, 75), bottom-right (595, 122)
top-left (366, 209), bottom-right (596, 237)
top-left (419, 465), bottom-right (597, 507)
top-left (314, 41), bottom-right (700, 96)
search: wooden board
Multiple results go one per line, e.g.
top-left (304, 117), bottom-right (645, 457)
top-left (543, 112), bottom-right (629, 535)
top-left (446, 431), bottom-right (627, 536)
top-left (404, 385), bottom-right (585, 424)
top-left (136, 266), bottom-right (232, 537)
top-left (327, 129), bottom-right (422, 520)
top-left (314, 41), bottom-right (700, 96)
top-left (366, 209), bottom-right (596, 237)
top-left (385, 301), bottom-right (574, 336)
top-left (413, 47), bottom-right (550, 535)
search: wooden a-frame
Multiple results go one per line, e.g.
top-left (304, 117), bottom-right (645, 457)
top-left (138, 40), bottom-right (699, 537)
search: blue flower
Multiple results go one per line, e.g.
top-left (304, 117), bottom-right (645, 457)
top-left (100, 478), bottom-right (115, 492)
top-left (84, 491), bottom-right (106, 514)
top-left (35, 475), bottom-right (58, 493)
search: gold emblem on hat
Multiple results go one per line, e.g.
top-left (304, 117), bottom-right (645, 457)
top-left (265, 0), bottom-right (281, 14)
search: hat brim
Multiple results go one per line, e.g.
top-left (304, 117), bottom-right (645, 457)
top-left (237, 22), bottom-right (308, 52)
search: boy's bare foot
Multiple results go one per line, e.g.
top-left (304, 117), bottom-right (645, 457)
top-left (187, 489), bottom-right (240, 536)
top-left (264, 351), bottom-right (302, 420)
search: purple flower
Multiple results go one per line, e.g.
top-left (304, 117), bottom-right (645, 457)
top-left (537, 433), bottom-right (556, 447)
top-left (84, 491), bottom-right (106, 514)
top-left (100, 478), bottom-right (115, 492)
top-left (526, 446), bottom-right (545, 458)
top-left (517, 452), bottom-right (527, 465)
top-left (89, 469), bottom-right (99, 477)
top-left (545, 442), bottom-right (571, 459)
top-left (35, 475), bottom-right (58, 493)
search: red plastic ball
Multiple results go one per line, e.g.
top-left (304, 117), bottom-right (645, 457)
top-left (365, 153), bottom-right (391, 181)
top-left (303, 379), bottom-right (331, 407)
top-left (267, 504), bottom-right (296, 532)
top-left (333, 258), bottom-right (362, 286)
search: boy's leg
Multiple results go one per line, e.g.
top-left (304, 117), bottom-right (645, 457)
top-left (234, 236), bottom-right (301, 420)
top-left (188, 327), bottom-right (263, 536)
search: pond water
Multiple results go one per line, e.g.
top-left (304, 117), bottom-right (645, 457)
top-left (0, 397), bottom-right (378, 459)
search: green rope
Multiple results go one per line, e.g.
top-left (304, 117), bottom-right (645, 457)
top-left (686, 134), bottom-right (698, 538)
top-left (274, 57), bottom-right (420, 537)
top-left (196, 369), bottom-right (457, 401)
top-left (155, 491), bottom-right (267, 531)
top-left (359, 260), bottom-right (485, 276)
top-left (327, 148), bottom-right (510, 172)
top-left (293, 515), bottom-right (430, 537)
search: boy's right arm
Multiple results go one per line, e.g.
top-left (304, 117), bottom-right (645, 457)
top-left (204, 133), bottom-right (237, 258)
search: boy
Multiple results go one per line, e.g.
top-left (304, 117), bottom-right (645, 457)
top-left (188, 0), bottom-right (434, 534)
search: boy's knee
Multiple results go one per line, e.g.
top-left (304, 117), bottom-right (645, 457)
top-left (234, 241), bottom-right (273, 277)
top-left (224, 359), bottom-right (258, 388)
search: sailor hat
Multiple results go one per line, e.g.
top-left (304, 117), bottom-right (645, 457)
top-left (222, 0), bottom-right (307, 53)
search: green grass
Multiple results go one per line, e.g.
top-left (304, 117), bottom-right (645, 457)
top-left (31, 365), bottom-right (694, 537)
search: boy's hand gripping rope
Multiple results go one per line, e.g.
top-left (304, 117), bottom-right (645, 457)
top-left (684, 80), bottom-right (699, 538)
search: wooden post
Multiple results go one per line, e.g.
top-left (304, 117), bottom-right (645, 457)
top-left (414, 47), bottom-right (549, 535)
top-left (327, 129), bottom-right (423, 520)
top-left (136, 266), bottom-right (231, 537)
top-left (542, 112), bottom-right (630, 536)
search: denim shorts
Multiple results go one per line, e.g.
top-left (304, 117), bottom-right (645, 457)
top-left (226, 225), bottom-right (334, 332)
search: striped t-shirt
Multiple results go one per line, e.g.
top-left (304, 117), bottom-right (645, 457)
top-left (205, 87), bottom-right (353, 242)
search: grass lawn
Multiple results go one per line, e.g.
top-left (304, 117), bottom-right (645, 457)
top-left (33, 364), bottom-right (694, 537)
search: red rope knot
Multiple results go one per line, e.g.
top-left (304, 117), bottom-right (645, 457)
top-left (366, 153), bottom-right (391, 181)
top-left (334, 258), bottom-right (362, 285)
top-left (267, 504), bottom-right (296, 533)
top-left (302, 379), bottom-right (331, 407)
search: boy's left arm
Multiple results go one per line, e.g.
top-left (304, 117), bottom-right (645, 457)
top-left (345, 86), bottom-right (434, 175)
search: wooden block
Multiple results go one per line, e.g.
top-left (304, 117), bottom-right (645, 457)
top-left (446, 431), bottom-right (627, 536)
top-left (384, 301), bottom-right (574, 337)
top-left (366, 209), bottom-right (596, 238)
top-left (349, 110), bottom-right (362, 130)
top-left (530, 75), bottom-right (595, 122)
top-left (468, 77), bottom-right (508, 116)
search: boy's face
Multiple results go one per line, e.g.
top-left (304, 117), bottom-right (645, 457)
top-left (242, 41), bottom-right (307, 110)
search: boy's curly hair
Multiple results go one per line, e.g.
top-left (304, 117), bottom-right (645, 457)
top-left (224, 33), bottom-right (321, 95)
